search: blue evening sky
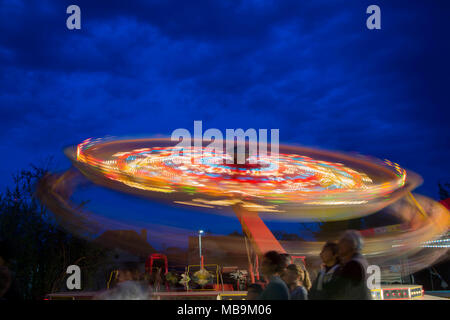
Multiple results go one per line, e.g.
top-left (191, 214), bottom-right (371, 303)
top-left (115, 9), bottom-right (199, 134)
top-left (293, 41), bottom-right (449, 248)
top-left (1, 1), bottom-right (449, 246)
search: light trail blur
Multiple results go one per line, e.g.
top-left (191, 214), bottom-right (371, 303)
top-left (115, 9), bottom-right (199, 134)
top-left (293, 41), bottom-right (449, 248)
top-left (36, 137), bottom-right (449, 276)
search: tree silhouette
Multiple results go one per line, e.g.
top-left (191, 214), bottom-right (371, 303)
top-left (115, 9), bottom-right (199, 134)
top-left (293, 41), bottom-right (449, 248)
top-left (0, 163), bottom-right (110, 299)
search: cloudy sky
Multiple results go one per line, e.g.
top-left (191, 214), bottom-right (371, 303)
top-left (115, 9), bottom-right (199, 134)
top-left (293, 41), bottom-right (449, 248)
top-left (0, 1), bottom-right (449, 240)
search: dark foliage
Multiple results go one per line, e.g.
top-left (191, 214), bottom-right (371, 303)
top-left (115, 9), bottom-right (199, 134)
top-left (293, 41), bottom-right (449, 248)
top-left (0, 163), bottom-right (110, 299)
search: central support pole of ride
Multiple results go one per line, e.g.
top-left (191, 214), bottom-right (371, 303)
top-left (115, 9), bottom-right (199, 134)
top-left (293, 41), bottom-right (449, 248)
top-left (233, 204), bottom-right (287, 283)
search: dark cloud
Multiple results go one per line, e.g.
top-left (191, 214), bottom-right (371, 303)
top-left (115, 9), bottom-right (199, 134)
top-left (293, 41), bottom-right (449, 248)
top-left (0, 0), bottom-right (448, 201)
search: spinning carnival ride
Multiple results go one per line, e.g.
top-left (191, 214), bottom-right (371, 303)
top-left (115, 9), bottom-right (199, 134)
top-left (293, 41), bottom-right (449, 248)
top-left (38, 137), bottom-right (449, 284)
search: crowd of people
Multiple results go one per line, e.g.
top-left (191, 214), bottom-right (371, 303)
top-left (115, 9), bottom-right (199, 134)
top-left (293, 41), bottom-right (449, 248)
top-left (96, 229), bottom-right (372, 300)
top-left (249, 230), bottom-right (372, 300)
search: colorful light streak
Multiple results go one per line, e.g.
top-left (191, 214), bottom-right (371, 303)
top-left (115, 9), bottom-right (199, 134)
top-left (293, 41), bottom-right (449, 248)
top-left (37, 135), bottom-right (450, 281)
top-left (37, 167), bottom-right (449, 276)
top-left (71, 137), bottom-right (411, 219)
top-left (35, 136), bottom-right (450, 274)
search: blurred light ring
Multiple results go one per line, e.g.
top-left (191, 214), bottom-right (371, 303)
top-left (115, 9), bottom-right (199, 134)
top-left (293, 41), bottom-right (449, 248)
top-left (37, 169), bottom-right (449, 268)
top-left (65, 137), bottom-right (419, 220)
